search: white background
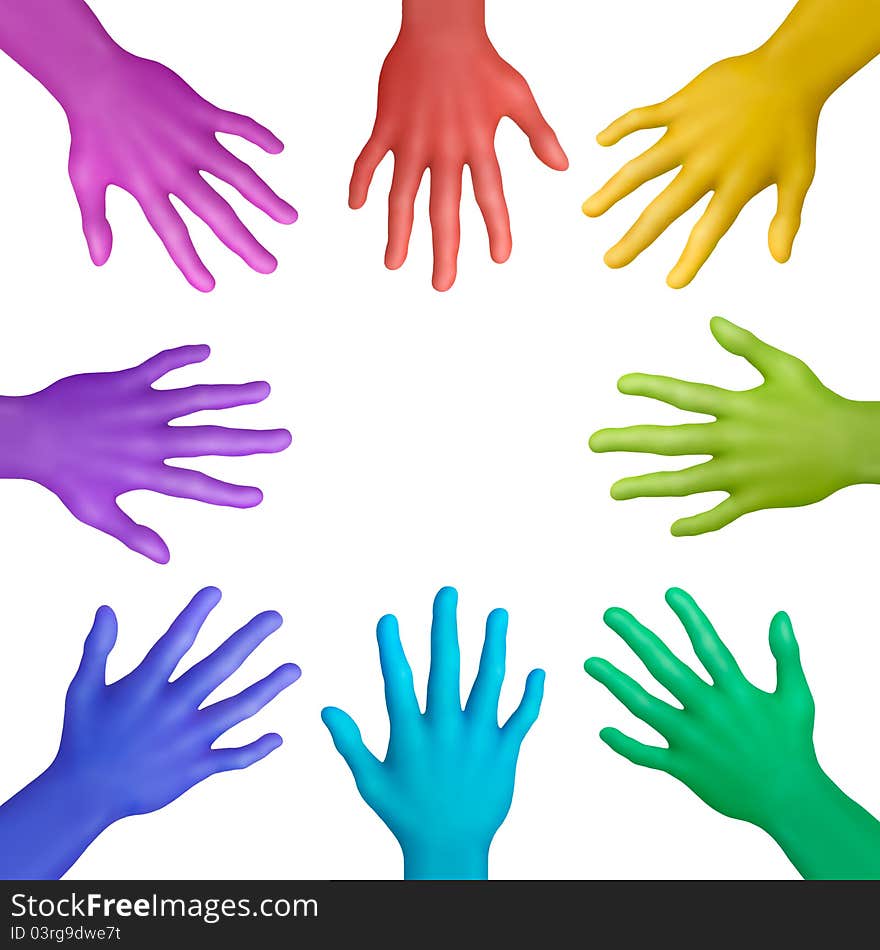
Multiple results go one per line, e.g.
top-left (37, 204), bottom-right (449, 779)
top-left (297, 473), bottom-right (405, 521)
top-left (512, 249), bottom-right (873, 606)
top-left (0, 0), bottom-right (879, 881)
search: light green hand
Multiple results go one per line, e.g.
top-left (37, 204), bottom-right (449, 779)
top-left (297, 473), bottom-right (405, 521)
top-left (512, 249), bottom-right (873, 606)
top-left (590, 316), bottom-right (880, 536)
top-left (585, 588), bottom-right (880, 880)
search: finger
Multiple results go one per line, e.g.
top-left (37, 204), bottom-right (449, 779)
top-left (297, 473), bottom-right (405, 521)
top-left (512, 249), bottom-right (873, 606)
top-left (665, 588), bottom-right (742, 683)
top-left (69, 177), bottom-right (112, 266)
top-left (667, 191), bottom-right (746, 289)
top-left (177, 178), bottom-right (278, 274)
top-left (610, 461), bottom-right (720, 501)
top-left (507, 84), bottom-right (568, 170)
top-left (173, 610), bottom-right (285, 703)
top-left (376, 613), bottom-right (421, 726)
top-left (161, 424), bottom-right (292, 457)
top-left (470, 152), bottom-right (512, 264)
top-left (426, 586), bottom-right (461, 719)
top-left (596, 103), bottom-right (668, 146)
top-left (138, 195), bottom-right (215, 292)
top-left (133, 345), bottom-right (211, 384)
top-left (429, 164), bottom-right (463, 292)
top-left (199, 663), bottom-right (301, 737)
top-left (213, 110), bottom-right (285, 154)
top-left (615, 373), bottom-right (728, 416)
top-left (502, 669), bottom-right (545, 743)
top-left (603, 606), bottom-right (706, 705)
top-left (209, 733), bottom-right (283, 774)
top-left (148, 465), bottom-right (263, 508)
top-left (605, 172), bottom-right (708, 269)
top-left (138, 587), bottom-right (223, 684)
top-left (321, 707), bottom-right (383, 792)
top-left (584, 657), bottom-right (680, 736)
top-left (203, 148), bottom-right (298, 224)
top-left (599, 727), bottom-right (668, 771)
top-left (583, 138), bottom-right (679, 217)
top-left (769, 164), bottom-right (814, 263)
top-left (590, 423), bottom-right (716, 457)
top-left (465, 607), bottom-right (508, 724)
top-left (350, 131), bottom-right (390, 209)
top-left (73, 498), bottom-right (170, 564)
top-left (769, 611), bottom-right (814, 707)
top-left (71, 605), bottom-right (118, 693)
top-left (709, 316), bottom-right (790, 378)
top-left (385, 158), bottom-right (425, 269)
top-left (156, 381), bottom-right (272, 419)
top-left (671, 496), bottom-right (748, 537)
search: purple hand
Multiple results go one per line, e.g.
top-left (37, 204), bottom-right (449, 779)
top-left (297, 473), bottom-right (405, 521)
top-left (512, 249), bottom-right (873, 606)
top-left (0, 0), bottom-right (297, 290)
top-left (0, 345), bottom-right (292, 563)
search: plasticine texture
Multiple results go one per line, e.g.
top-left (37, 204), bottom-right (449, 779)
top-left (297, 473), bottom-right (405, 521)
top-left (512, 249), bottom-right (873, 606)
top-left (585, 588), bottom-right (880, 880)
top-left (351, 0), bottom-right (567, 291)
top-left (590, 317), bottom-right (880, 536)
top-left (0, 587), bottom-right (300, 879)
top-left (0, 0), bottom-right (297, 290)
top-left (0, 345), bottom-right (291, 562)
top-left (322, 586), bottom-right (545, 879)
top-left (583, 0), bottom-right (880, 286)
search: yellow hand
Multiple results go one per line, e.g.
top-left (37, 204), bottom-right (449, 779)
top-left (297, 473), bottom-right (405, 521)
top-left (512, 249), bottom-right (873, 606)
top-left (584, 50), bottom-right (818, 288)
top-left (584, 0), bottom-right (880, 288)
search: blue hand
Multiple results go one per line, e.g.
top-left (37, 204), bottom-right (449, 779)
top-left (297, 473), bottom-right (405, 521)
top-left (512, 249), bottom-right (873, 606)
top-left (0, 587), bottom-right (300, 880)
top-left (322, 586), bottom-right (545, 880)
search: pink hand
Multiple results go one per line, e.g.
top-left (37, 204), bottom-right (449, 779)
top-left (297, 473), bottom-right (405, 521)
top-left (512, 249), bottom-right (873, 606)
top-left (66, 53), bottom-right (298, 290)
top-left (0, 0), bottom-right (297, 290)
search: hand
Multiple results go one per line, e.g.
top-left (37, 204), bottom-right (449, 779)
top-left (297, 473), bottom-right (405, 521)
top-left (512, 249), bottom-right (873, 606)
top-left (585, 588), bottom-right (818, 827)
top-left (322, 586), bottom-right (545, 879)
top-left (56, 587), bottom-right (299, 820)
top-left (590, 317), bottom-right (868, 536)
top-left (1, 344), bottom-right (291, 562)
top-left (585, 587), bottom-right (880, 879)
top-left (583, 50), bottom-right (818, 287)
top-left (351, 14), bottom-right (567, 291)
top-left (66, 51), bottom-right (298, 290)
top-left (0, 587), bottom-right (299, 879)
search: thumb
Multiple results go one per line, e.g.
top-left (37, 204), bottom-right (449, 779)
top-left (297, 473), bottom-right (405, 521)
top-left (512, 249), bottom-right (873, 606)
top-left (69, 173), bottom-right (113, 266)
top-left (76, 498), bottom-right (170, 565)
top-left (321, 707), bottom-right (382, 795)
top-left (768, 164), bottom-right (814, 263)
top-left (768, 611), bottom-right (812, 704)
top-left (507, 81), bottom-right (568, 171)
top-left (71, 605), bottom-right (118, 693)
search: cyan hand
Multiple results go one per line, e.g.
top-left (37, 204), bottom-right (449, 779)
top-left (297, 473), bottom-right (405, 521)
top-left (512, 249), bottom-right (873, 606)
top-left (322, 586), bottom-right (544, 879)
top-left (0, 587), bottom-right (300, 879)
top-left (0, 344), bottom-right (291, 562)
top-left (584, 588), bottom-right (880, 879)
top-left (590, 317), bottom-right (872, 536)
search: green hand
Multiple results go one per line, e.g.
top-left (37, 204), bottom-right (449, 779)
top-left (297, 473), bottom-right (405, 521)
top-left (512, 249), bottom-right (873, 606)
top-left (585, 588), bottom-right (880, 880)
top-left (590, 317), bottom-right (879, 535)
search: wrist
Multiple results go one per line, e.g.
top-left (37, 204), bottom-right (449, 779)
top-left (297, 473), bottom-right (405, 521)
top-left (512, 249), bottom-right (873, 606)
top-left (757, 4), bottom-right (880, 104)
top-left (748, 40), bottom-right (831, 111)
top-left (837, 399), bottom-right (880, 486)
top-left (0, 761), bottom-right (115, 878)
top-left (42, 757), bottom-right (119, 830)
top-left (49, 41), bottom-right (131, 116)
top-left (0, 395), bottom-right (38, 480)
top-left (754, 755), bottom-right (829, 834)
top-left (402, 840), bottom-right (490, 880)
top-left (0, 1), bottom-right (123, 111)
top-left (759, 762), bottom-right (880, 880)
top-left (400, 0), bottom-right (487, 41)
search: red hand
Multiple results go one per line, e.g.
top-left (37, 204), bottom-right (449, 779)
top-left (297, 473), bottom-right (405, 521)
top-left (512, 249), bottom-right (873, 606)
top-left (351, 0), bottom-right (567, 291)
